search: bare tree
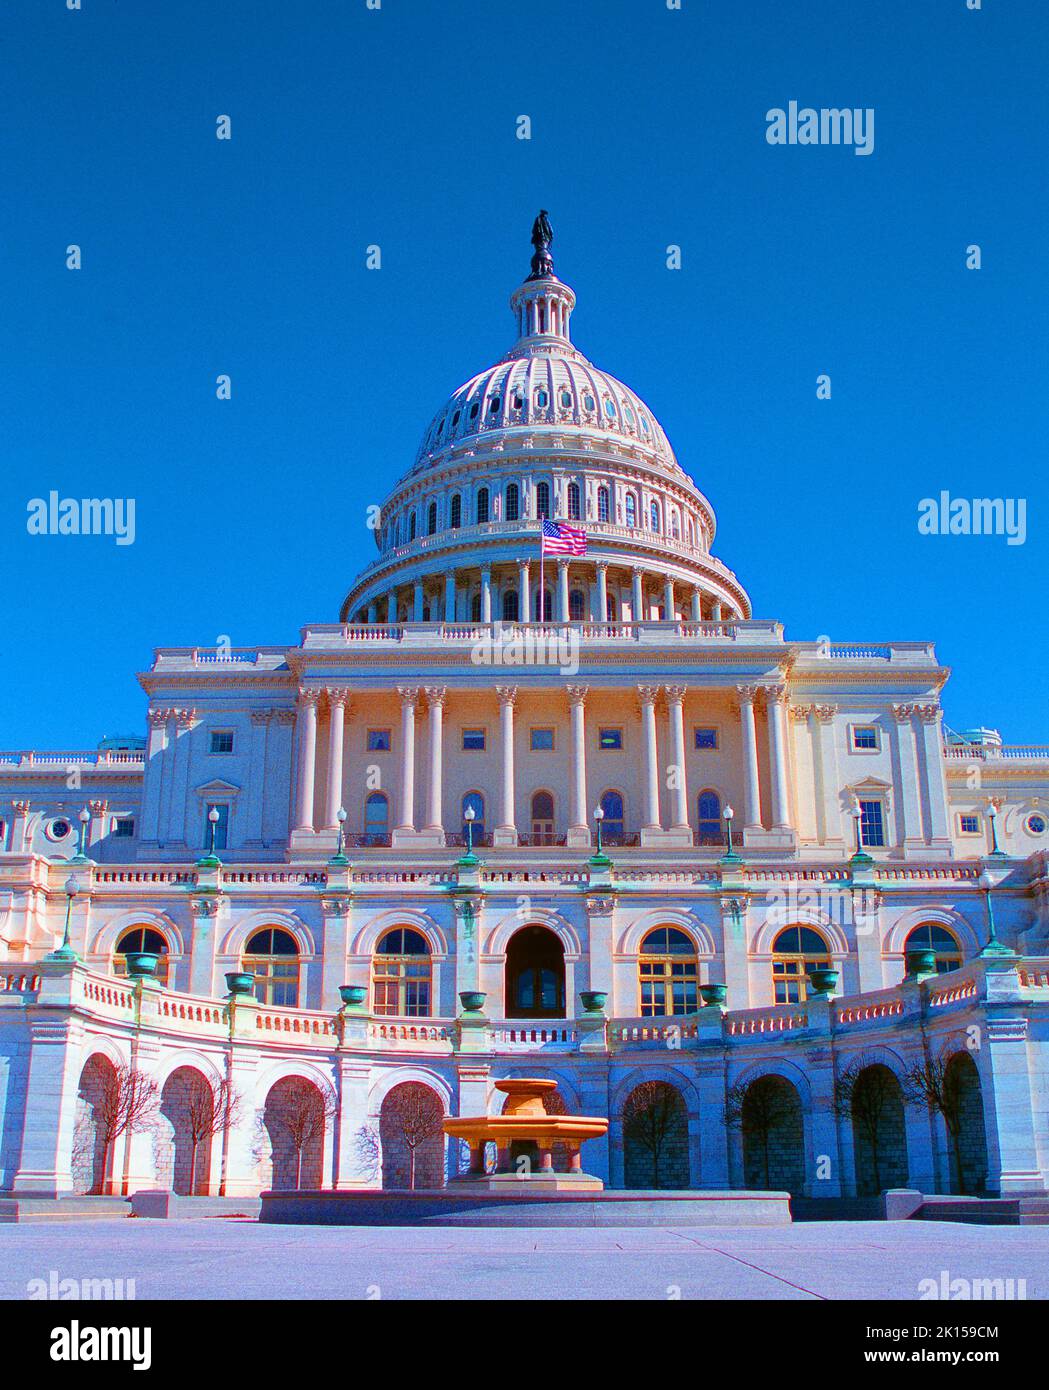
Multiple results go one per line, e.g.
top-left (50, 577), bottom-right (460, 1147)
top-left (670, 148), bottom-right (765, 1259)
top-left (621, 1081), bottom-right (682, 1190)
top-left (166, 1074), bottom-right (243, 1195)
top-left (91, 1065), bottom-right (160, 1195)
top-left (353, 1124), bottom-right (381, 1184)
top-left (902, 1048), bottom-right (978, 1196)
top-left (382, 1084), bottom-right (446, 1190)
top-left (262, 1080), bottom-right (339, 1190)
top-left (723, 1075), bottom-right (796, 1190)
top-left (833, 1057), bottom-right (904, 1195)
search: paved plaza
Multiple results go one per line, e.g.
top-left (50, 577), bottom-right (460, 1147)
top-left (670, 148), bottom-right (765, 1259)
top-left (2, 1219), bottom-right (1047, 1300)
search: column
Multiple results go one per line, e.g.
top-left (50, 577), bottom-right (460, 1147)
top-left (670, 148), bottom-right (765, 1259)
top-left (557, 560), bottom-right (570, 621)
top-left (294, 689), bottom-right (320, 831)
top-left (444, 572), bottom-right (456, 623)
top-left (495, 687), bottom-right (517, 842)
top-left (892, 704), bottom-right (924, 850)
top-left (9, 800), bottom-right (29, 853)
top-left (168, 709), bottom-right (197, 844)
top-left (324, 689), bottom-right (350, 829)
top-left (665, 685), bottom-right (689, 829)
top-left (765, 684), bottom-right (792, 830)
top-left (663, 577), bottom-right (676, 621)
top-left (140, 709), bottom-right (169, 843)
top-left (480, 567), bottom-right (492, 623)
top-left (517, 562), bottom-right (530, 623)
top-left (736, 685), bottom-right (763, 831)
top-left (366, 601), bottom-right (377, 624)
top-left (594, 562), bottom-right (608, 623)
top-left (88, 798), bottom-right (108, 849)
top-left (411, 579), bottom-right (424, 622)
top-left (386, 588), bottom-right (398, 623)
top-left (711, 599), bottom-right (723, 621)
top-left (567, 686), bottom-right (588, 836)
top-left (396, 688), bottom-right (419, 831)
top-left (424, 687), bottom-right (445, 833)
top-left (812, 704), bottom-right (842, 846)
top-left (631, 567), bottom-right (644, 623)
top-left (638, 685), bottom-right (662, 830)
top-left (245, 711), bottom-right (270, 844)
top-left (914, 703), bottom-right (952, 847)
top-left (691, 588), bottom-right (702, 622)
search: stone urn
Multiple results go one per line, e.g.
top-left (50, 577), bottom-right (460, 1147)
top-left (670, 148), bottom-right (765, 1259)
top-left (699, 982), bottom-right (728, 1007)
top-left (807, 967), bottom-right (839, 997)
top-left (339, 985), bottom-right (368, 1008)
top-left (459, 991), bottom-right (487, 1014)
top-left (579, 991), bottom-right (608, 1014)
top-left (225, 971), bottom-right (255, 997)
top-left (124, 952), bottom-right (159, 979)
top-left (905, 949), bottom-right (938, 978)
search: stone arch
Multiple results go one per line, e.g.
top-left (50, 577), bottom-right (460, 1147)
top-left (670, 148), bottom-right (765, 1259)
top-left (944, 1051), bottom-right (988, 1195)
top-left (219, 910), bottom-right (315, 959)
top-left (620, 1079), bottom-right (690, 1190)
top-left (751, 911), bottom-right (850, 958)
top-left (484, 908), bottom-right (581, 959)
top-left (90, 910), bottom-right (185, 960)
top-left (733, 1071), bottom-right (806, 1196)
top-left (158, 1065), bottom-right (214, 1195)
top-left (883, 906), bottom-right (980, 958)
top-left (351, 909), bottom-right (448, 958)
top-left (504, 923), bottom-right (566, 1019)
top-left (845, 1060), bottom-right (909, 1195)
top-left (261, 1075), bottom-right (328, 1191)
top-left (74, 1053), bottom-right (118, 1195)
top-left (618, 909), bottom-right (716, 959)
top-left (379, 1081), bottom-right (447, 1191)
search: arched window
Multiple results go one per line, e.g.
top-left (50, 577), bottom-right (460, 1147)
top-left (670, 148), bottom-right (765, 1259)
top-left (534, 388), bottom-right (549, 409)
top-left (597, 486), bottom-right (610, 523)
top-left (449, 494), bottom-right (461, 529)
top-left (696, 789), bottom-right (721, 845)
top-left (461, 791), bottom-right (485, 844)
top-left (409, 511), bottom-right (417, 541)
top-left (364, 791), bottom-right (390, 846)
top-left (625, 493), bottom-right (637, 528)
top-left (243, 929), bottom-right (299, 1007)
top-left (373, 928), bottom-right (432, 1017)
top-left (567, 482), bottom-right (581, 520)
top-left (426, 501), bottom-right (438, 535)
top-left (476, 487), bottom-right (489, 524)
top-left (471, 591), bottom-right (483, 621)
top-left (569, 588), bottom-right (585, 620)
top-left (639, 927), bottom-right (699, 1017)
top-left (502, 589), bottom-right (519, 622)
top-left (530, 791), bottom-right (555, 844)
top-left (606, 592), bottom-right (618, 620)
top-left (535, 481), bottom-right (551, 519)
top-left (599, 790), bottom-right (624, 842)
top-left (505, 483), bottom-right (520, 521)
top-left (114, 926), bottom-right (170, 985)
top-left (650, 500), bottom-right (660, 531)
top-left (771, 926), bottom-right (831, 1005)
top-left (904, 923), bottom-right (963, 974)
top-left (533, 589), bottom-right (553, 622)
top-left (671, 512), bottom-right (680, 540)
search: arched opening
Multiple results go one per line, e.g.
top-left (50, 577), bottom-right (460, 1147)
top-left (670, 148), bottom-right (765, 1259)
top-left (505, 483), bottom-right (520, 521)
top-left (380, 1081), bottom-right (446, 1190)
top-left (625, 493), bottom-right (637, 528)
top-left (567, 481), bottom-right (581, 520)
top-left (501, 589), bottom-right (519, 622)
top-left (530, 790), bottom-right (555, 844)
top-left (363, 791), bottom-right (390, 846)
top-left (843, 1062), bottom-right (908, 1195)
top-left (159, 1066), bottom-right (213, 1195)
top-left (696, 789), bottom-right (722, 846)
top-left (73, 1054), bottom-right (118, 1195)
top-left (535, 481), bottom-right (551, 519)
top-left (470, 591), bottom-right (483, 622)
top-left (771, 926), bottom-right (831, 1004)
top-left (476, 487), bottom-right (489, 524)
top-left (505, 925), bottom-right (566, 1019)
top-left (605, 592), bottom-right (617, 621)
top-left (373, 928), bottom-right (432, 1017)
top-left (449, 494), bottom-right (462, 529)
top-left (944, 1052), bottom-right (988, 1195)
top-left (638, 927), bottom-right (699, 1017)
top-left (243, 928), bottom-right (299, 1006)
top-left (568, 588), bottom-right (585, 620)
top-left (599, 789), bottom-right (624, 843)
top-left (461, 790), bottom-right (485, 845)
top-left (739, 1075), bottom-right (805, 1195)
top-left (262, 1077), bottom-right (327, 1190)
top-left (113, 925), bottom-right (170, 985)
top-left (426, 501), bottom-right (438, 535)
top-left (597, 486), bottom-right (610, 523)
top-left (904, 922), bottom-right (963, 973)
top-left (621, 1080), bottom-right (690, 1189)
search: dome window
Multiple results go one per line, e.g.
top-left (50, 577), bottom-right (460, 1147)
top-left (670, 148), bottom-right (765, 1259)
top-left (512, 392), bottom-right (524, 410)
top-left (435, 419), bottom-right (444, 439)
top-left (650, 501), bottom-right (661, 531)
top-left (450, 495), bottom-right (462, 529)
top-left (583, 394), bottom-right (596, 412)
top-left (476, 488), bottom-right (490, 524)
top-left (560, 390), bottom-right (572, 409)
top-left (409, 512), bottom-right (417, 541)
top-left (639, 412), bottom-right (649, 434)
top-left (625, 493), bottom-right (637, 528)
top-left (489, 397), bottom-right (501, 414)
top-left (567, 482), bottom-right (581, 521)
top-left (535, 389), bottom-right (549, 409)
top-left (506, 483), bottom-right (520, 521)
top-left (470, 402), bottom-right (480, 420)
top-left (535, 482), bottom-right (551, 520)
top-left (624, 404), bottom-right (635, 425)
top-left (604, 398), bottom-right (616, 418)
top-left (452, 410), bottom-right (460, 427)
top-left (427, 502), bottom-right (438, 535)
top-left (597, 486), bottom-right (610, 523)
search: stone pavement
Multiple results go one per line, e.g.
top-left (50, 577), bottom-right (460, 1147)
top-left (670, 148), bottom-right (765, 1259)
top-left (1, 1218), bottom-right (1047, 1300)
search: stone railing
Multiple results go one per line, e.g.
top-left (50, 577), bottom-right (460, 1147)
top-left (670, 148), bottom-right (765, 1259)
top-left (943, 743), bottom-right (1049, 762)
top-left (299, 618), bottom-right (786, 648)
top-left (0, 750), bottom-right (144, 769)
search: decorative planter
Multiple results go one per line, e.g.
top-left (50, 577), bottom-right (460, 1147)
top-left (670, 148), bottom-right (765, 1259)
top-left (905, 949), bottom-right (938, 978)
top-left (225, 971), bottom-right (255, 997)
top-left (699, 982), bottom-right (728, 1007)
top-left (579, 991), bottom-right (608, 1014)
top-left (124, 952), bottom-right (159, 979)
top-left (339, 985), bottom-right (368, 1008)
top-left (458, 991), bottom-right (487, 1014)
top-left (807, 967), bottom-right (839, 997)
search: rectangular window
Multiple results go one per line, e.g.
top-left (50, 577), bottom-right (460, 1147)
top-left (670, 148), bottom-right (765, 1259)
top-left (209, 730), bottom-right (235, 755)
top-left (205, 802), bottom-right (230, 851)
top-left (367, 729), bottom-right (391, 751)
top-left (112, 817), bottom-right (135, 838)
top-left (598, 727), bottom-right (623, 751)
top-left (858, 799), bottom-right (885, 848)
top-left (959, 813), bottom-right (981, 835)
top-left (462, 729), bottom-right (486, 751)
top-left (530, 728), bottom-right (554, 751)
top-left (852, 725), bottom-right (878, 751)
top-left (694, 727), bottom-right (718, 750)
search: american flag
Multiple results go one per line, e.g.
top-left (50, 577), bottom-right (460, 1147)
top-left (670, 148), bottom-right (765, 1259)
top-left (541, 519), bottom-right (587, 556)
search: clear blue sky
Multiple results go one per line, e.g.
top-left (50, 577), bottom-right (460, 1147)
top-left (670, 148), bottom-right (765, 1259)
top-left (1, 0), bottom-right (1045, 747)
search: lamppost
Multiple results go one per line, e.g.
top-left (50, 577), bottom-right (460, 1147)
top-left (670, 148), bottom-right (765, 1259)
top-left (720, 803), bottom-right (742, 864)
top-left (197, 806), bottom-right (222, 868)
top-left (593, 803), bottom-right (604, 856)
top-left (589, 804), bottom-right (611, 868)
top-left (850, 805), bottom-right (873, 867)
top-left (977, 870), bottom-right (1012, 957)
top-left (986, 802), bottom-right (1007, 859)
top-left (463, 803), bottom-right (476, 856)
top-left (330, 807), bottom-right (349, 866)
top-left (70, 807), bottom-right (91, 865)
top-left (46, 875), bottom-right (80, 962)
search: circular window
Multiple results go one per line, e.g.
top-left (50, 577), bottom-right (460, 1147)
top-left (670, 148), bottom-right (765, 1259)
top-left (46, 818), bottom-right (73, 842)
top-left (1026, 812), bottom-right (1047, 836)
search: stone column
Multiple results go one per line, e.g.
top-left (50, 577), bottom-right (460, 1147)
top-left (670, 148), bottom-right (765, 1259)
top-left (557, 560), bottom-right (570, 622)
top-left (424, 687), bottom-right (446, 834)
top-left (480, 567), bottom-right (492, 623)
top-left (631, 567), bottom-right (644, 623)
top-left (243, 711), bottom-right (270, 845)
top-left (366, 601), bottom-right (377, 624)
top-left (517, 562), bottom-right (530, 622)
top-left (169, 709), bottom-right (197, 844)
top-left (293, 689), bottom-right (321, 832)
top-left (812, 704), bottom-right (843, 848)
top-left (914, 703), bottom-right (952, 852)
top-left (691, 588), bottom-right (702, 622)
top-left (188, 894), bottom-right (222, 997)
top-left (711, 599), bottom-right (722, 621)
top-left (396, 687), bottom-right (419, 831)
top-left (9, 800), bottom-right (30, 853)
top-left (88, 799), bottom-right (109, 849)
top-left (495, 687), bottom-right (517, 845)
top-left (665, 686), bottom-right (689, 830)
top-left (412, 579), bottom-right (424, 622)
top-left (736, 686), bottom-right (763, 831)
top-left (979, 1008), bottom-right (1046, 1195)
top-left (663, 577), bottom-right (676, 621)
top-left (10, 975), bottom-right (86, 1196)
top-left (567, 686), bottom-right (589, 845)
top-left (765, 684), bottom-right (792, 830)
top-left (140, 709), bottom-right (169, 844)
top-left (891, 704), bottom-right (925, 852)
top-left (444, 572), bottom-right (456, 623)
top-left (386, 588), bottom-right (398, 623)
top-left (594, 562), bottom-right (608, 623)
top-left (638, 685), bottom-right (662, 831)
top-left (324, 689), bottom-right (350, 829)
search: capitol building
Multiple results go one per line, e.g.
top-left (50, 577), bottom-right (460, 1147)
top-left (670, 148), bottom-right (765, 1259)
top-left (1, 222), bottom-right (1047, 1205)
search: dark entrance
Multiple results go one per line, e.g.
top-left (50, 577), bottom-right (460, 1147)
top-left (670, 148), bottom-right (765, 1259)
top-left (505, 925), bottom-right (566, 1018)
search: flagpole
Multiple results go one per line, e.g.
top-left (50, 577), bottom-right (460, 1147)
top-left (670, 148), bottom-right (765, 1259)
top-left (538, 520), bottom-right (544, 626)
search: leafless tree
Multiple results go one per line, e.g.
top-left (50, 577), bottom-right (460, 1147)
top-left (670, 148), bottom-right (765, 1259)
top-left (723, 1075), bottom-right (796, 1190)
top-left (833, 1056), bottom-right (904, 1195)
top-left (262, 1080), bottom-right (339, 1190)
top-left (353, 1124), bottom-right (381, 1184)
top-left (382, 1084), bottom-right (446, 1190)
top-left (166, 1073), bottom-right (243, 1195)
top-left (91, 1065), bottom-right (160, 1194)
top-left (902, 1047), bottom-right (979, 1195)
top-left (621, 1081), bottom-right (682, 1190)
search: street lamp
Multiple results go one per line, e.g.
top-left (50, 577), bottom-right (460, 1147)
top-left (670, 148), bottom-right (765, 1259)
top-left (70, 807), bottom-right (91, 864)
top-left (197, 806), bottom-right (222, 868)
top-left (463, 803), bottom-right (476, 856)
top-left (720, 803), bottom-right (742, 863)
top-left (46, 875), bottom-right (80, 962)
top-left (986, 802), bottom-right (1006, 859)
top-left (593, 803), bottom-right (605, 856)
top-left (977, 869), bottom-right (1012, 957)
top-left (330, 807), bottom-right (349, 866)
top-left (850, 806), bottom-right (873, 867)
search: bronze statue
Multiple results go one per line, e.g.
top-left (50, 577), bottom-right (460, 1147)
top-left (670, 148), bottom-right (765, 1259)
top-left (527, 209), bottom-right (554, 280)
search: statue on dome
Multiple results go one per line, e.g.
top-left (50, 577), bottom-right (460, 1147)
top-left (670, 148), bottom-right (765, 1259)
top-left (527, 209), bottom-right (555, 280)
